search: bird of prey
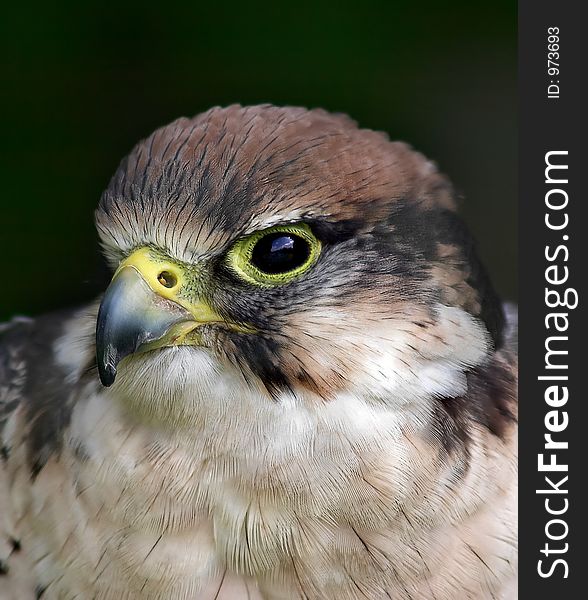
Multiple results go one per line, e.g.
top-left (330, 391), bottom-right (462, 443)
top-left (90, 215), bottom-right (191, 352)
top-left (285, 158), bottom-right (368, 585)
top-left (0, 105), bottom-right (517, 599)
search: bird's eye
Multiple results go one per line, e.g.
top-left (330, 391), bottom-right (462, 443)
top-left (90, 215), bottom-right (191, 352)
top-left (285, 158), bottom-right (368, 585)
top-left (226, 223), bottom-right (321, 285)
top-left (250, 232), bottom-right (310, 274)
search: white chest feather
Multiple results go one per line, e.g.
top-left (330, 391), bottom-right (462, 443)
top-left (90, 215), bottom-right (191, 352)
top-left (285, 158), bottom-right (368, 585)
top-left (10, 388), bottom-right (514, 598)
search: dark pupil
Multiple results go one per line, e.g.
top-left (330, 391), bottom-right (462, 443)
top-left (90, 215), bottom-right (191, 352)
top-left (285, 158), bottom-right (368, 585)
top-left (250, 233), bottom-right (311, 274)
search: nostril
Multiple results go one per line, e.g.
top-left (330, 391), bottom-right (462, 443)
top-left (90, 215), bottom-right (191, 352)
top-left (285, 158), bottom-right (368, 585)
top-left (157, 271), bottom-right (177, 289)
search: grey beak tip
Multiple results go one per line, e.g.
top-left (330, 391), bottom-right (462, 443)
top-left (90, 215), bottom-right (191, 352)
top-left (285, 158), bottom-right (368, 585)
top-left (98, 363), bottom-right (117, 387)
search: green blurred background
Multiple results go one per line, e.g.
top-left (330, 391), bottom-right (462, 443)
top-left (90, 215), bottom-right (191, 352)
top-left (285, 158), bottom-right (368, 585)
top-left (0, 1), bottom-right (516, 321)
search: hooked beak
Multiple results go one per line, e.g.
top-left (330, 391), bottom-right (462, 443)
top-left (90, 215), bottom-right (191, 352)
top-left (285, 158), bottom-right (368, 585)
top-left (95, 248), bottom-right (223, 387)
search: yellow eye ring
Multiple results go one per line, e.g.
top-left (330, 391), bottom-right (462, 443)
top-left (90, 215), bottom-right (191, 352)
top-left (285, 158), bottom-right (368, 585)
top-left (226, 223), bottom-right (321, 286)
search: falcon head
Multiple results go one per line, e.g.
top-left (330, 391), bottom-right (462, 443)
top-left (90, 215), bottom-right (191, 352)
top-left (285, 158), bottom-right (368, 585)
top-left (95, 104), bottom-right (504, 425)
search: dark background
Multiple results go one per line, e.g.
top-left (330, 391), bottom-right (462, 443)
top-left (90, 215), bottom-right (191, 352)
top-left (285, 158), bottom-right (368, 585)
top-left (0, 1), bottom-right (516, 321)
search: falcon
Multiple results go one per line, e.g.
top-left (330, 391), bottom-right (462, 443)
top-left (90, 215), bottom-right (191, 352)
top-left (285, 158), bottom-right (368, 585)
top-left (0, 105), bottom-right (517, 599)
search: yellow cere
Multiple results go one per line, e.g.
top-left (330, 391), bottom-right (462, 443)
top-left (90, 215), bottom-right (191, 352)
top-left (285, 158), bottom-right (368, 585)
top-left (115, 247), bottom-right (221, 324)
